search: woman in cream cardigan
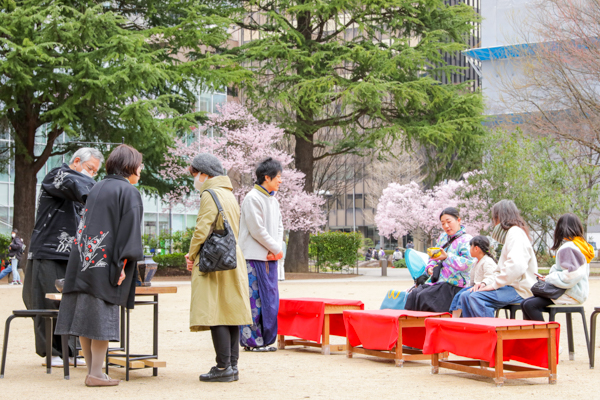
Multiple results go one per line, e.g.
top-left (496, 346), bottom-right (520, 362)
top-left (460, 200), bottom-right (538, 318)
top-left (521, 213), bottom-right (592, 321)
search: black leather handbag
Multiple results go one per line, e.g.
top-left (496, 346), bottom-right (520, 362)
top-left (197, 189), bottom-right (237, 273)
top-left (531, 278), bottom-right (566, 300)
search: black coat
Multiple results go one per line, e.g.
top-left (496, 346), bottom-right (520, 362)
top-left (8, 236), bottom-right (24, 261)
top-left (29, 164), bottom-right (96, 261)
top-left (62, 175), bottom-right (144, 309)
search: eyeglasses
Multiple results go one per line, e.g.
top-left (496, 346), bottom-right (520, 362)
top-left (82, 162), bottom-right (98, 177)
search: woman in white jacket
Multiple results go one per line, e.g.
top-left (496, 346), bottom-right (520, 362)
top-left (461, 200), bottom-right (538, 318)
top-left (521, 213), bottom-right (593, 321)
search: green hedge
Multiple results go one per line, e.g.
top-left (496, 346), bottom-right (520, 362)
top-left (0, 234), bottom-right (10, 259)
top-left (393, 259), bottom-right (407, 268)
top-left (309, 231), bottom-right (362, 271)
top-left (153, 253), bottom-right (187, 270)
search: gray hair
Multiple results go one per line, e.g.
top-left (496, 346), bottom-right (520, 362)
top-left (69, 147), bottom-right (104, 165)
top-left (491, 199), bottom-right (530, 237)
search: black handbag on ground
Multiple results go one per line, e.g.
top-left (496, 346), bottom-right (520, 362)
top-left (430, 232), bottom-right (465, 283)
top-left (197, 189), bottom-right (237, 273)
top-left (531, 278), bottom-right (566, 300)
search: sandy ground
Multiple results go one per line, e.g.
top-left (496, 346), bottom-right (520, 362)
top-left (0, 276), bottom-right (598, 400)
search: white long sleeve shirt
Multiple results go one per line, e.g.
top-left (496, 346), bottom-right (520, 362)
top-left (238, 186), bottom-right (284, 261)
top-left (482, 226), bottom-right (538, 299)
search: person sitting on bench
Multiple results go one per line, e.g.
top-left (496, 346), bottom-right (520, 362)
top-left (521, 213), bottom-right (592, 321)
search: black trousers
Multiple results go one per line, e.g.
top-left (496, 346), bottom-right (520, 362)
top-left (405, 282), bottom-right (463, 313)
top-left (22, 259), bottom-right (76, 357)
top-left (521, 296), bottom-right (554, 321)
top-left (210, 325), bottom-right (240, 369)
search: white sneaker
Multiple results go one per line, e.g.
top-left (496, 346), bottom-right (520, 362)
top-left (42, 356), bottom-right (65, 367)
top-left (69, 357), bottom-right (86, 366)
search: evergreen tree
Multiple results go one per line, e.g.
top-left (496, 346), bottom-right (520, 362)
top-left (0, 0), bottom-right (248, 245)
top-left (222, 0), bottom-right (486, 271)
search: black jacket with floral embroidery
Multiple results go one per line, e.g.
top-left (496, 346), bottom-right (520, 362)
top-left (62, 175), bottom-right (144, 308)
top-left (29, 163), bottom-right (96, 261)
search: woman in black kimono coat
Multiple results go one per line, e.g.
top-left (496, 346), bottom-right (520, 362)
top-left (56, 145), bottom-right (144, 387)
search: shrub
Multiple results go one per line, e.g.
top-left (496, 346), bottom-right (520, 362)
top-left (0, 234), bottom-right (11, 259)
top-left (309, 231), bottom-right (362, 271)
top-left (171, 228), bottom-right (194, 253)
top-left (536, 253), bottom-right (554, 269)
top-left (153, 253), bottom-right (187, 270)
top-left (393, 259), bottom-right (407, 268)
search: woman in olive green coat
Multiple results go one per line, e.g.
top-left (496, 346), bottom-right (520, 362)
top-left (185, 153), bottom-right (252, 383)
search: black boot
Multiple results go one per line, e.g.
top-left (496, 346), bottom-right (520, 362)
top-left (232, 365), bottom-right (239, 381)
top-left (199, 366), bottom-right (234, 382)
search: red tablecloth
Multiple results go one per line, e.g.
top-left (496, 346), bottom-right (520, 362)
top-left (344, 309), bottom-right (449, 351)
top-left (423, 318), bottom-right (560, 368)
top-left (278, 298), bottom-right (364, 343)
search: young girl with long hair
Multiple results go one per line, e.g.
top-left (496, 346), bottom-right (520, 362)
top-left (521, 213), bottom-right (592, 321)
top-left (449, 235), bottom-right (497, 318)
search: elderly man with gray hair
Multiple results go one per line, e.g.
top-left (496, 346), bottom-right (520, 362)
top-left (23, 147), bottom-right (104, 367)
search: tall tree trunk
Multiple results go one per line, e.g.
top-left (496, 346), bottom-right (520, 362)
top-left (285, 133), bottom-right (314, 273)
top-left (284, 10), bottom-right (315, 273)
top-left (13, 152), bottom-right (38, 252)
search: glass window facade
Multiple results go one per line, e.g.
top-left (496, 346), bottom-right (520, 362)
top-left (0, 89), bottom-right (227, 243)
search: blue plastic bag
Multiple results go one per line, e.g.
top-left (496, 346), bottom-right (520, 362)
top-left (380, 289), bottom-right (408, 310)
top-left (405, 248), bottom-right (428, 280)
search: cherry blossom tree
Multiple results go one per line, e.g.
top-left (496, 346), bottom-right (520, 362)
top-left (375, 178), bottom-right (489, 246)
top-left (161, 102), bottom-right (325, 232)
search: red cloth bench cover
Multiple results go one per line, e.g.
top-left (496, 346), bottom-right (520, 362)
top-left (423, 317), bottom-right (560, 368)
top-left (278, 298), bottom-right (364, 344)
top-left (344, 309), bottom-right (449, 351)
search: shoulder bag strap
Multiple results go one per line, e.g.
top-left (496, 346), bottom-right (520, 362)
top-left (430, 231), bottom-right (465, 283)
top-left (204, 189), bottom-right (229, 224)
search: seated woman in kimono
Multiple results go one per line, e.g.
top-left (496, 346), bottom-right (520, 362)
top-left (404, 207), bottom-right (476, 313)
top-left (56, 145), bottom-right (144, 387)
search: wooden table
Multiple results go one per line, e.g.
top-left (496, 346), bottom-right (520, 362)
top-left (424, 317), bottom-right (560, 386)
top-left (277, 298), bottom-right (364, 355)
top-left (344, 309), bottom-right (450, 367)
top-left (47, 286), bottom-right (177, 380)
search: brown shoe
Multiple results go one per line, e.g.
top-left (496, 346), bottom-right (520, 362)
top-left (85, 374), bottom-right (120, 387)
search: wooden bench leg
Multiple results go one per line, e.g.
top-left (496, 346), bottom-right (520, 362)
top-left (321, 314), bottom-right (330, 355)
top-left (494, 331), bottom-right (505, 387)
top-left (277, 334), bottom-right (285, 350)
top-left (394, 320), bottom-right (404, 367)
top-left (431, 352), bottom-right (439, 374)
top-left (346, 337), bottom-right (353, 359)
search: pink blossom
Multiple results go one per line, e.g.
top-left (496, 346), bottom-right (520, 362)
top-left (160, 102), bottom-right (325, 232)
top-left (375, 177), bottom-right (490, 244)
